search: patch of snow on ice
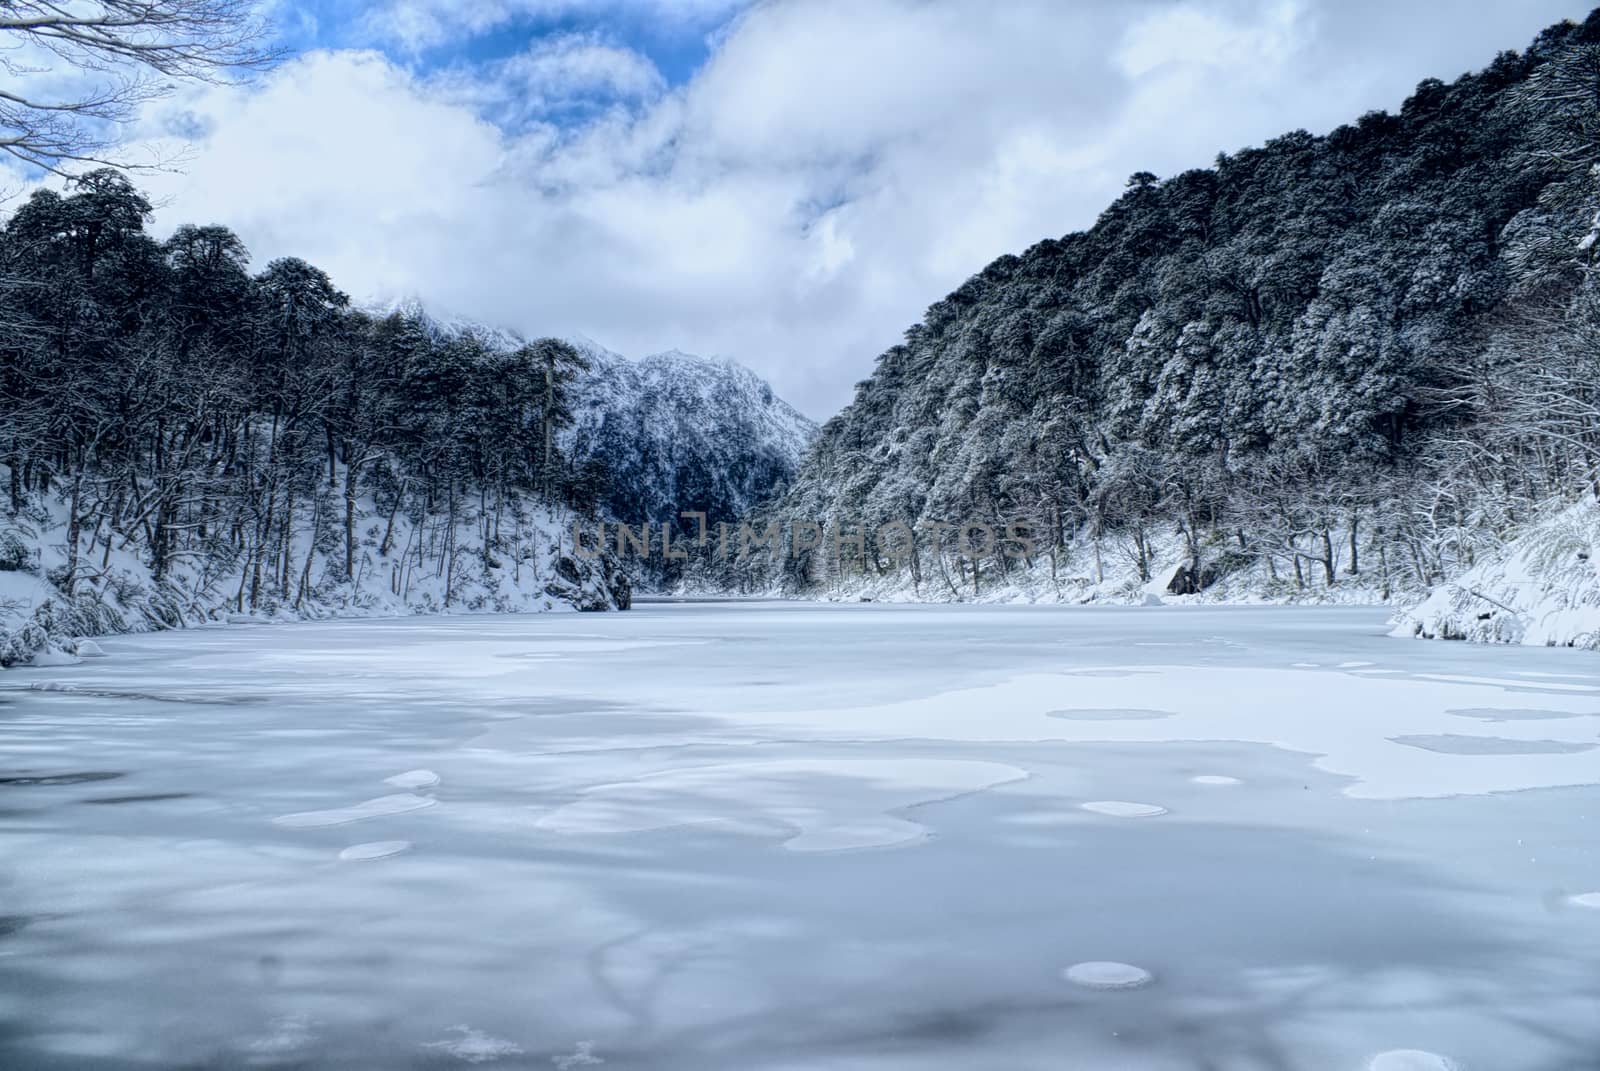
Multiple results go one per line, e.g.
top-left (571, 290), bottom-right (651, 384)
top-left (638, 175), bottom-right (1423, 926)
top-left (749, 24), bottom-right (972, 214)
top-left (246, 1015), bottom-right (315, 1057)
top-left (422, 1026), bottom-right (525, 1064)
top-left (1081, 800), bottom-right (1168, 817)
top-left (552, 1040), bottom-right (604, 1068)
top-left (1191, 775), bottom-right (1242, 786)
top-left (1061, 961), bottom-right (1154, 990)
top-left (338, 840), bottom-right (412, 861)
top-left (383, 769), bottom-right (440, 789)
top-left (1412, 673), bottom-right (1597, 693)
top-left (71, 639), bottom-right (106, 657)
top-left (536, 759), bottom-right (1026, 851)
top-left (272, 794), bottom-right (436, 828)
top-left (1570, 892), bottom-right (1600, 909)
top-left (731, 665), bottom-right (1600, 799)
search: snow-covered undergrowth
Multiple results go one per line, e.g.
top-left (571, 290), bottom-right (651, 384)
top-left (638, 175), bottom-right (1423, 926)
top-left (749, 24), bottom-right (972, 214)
top-left (685, 523), bottom-right (1409, 609)
top-left (0, 480), bottom-right (625, 668)
top-left (1394, 498), bottom-right (1600, 650)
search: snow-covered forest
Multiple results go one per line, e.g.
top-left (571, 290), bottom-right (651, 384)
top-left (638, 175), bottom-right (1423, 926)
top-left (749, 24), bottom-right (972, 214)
top-left (726, 14), bottom-right (1600, 645)
top-left (6, 9), bottom-right (1600, 659)
top-left (0, 178), bottom-right (815, 663)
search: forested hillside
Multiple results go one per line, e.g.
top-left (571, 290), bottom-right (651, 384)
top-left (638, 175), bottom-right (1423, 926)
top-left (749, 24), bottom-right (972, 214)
top-left (362, 307), bottom-right (817, 587)
top-left (0, 180), bottom-right (801, 664)
top-left (747, 11), bottom-right (1600, 629)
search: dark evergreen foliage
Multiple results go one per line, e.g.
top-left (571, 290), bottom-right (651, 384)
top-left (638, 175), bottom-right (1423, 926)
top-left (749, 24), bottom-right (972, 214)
top-left (757, 12), bottom-right (1600, 598)
top-left (0, 173), bottom-right (613, 615)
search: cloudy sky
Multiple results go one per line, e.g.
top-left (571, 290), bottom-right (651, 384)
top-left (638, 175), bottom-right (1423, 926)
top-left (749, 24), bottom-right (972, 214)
top-left (100, 1), bottom-right (1600, 414)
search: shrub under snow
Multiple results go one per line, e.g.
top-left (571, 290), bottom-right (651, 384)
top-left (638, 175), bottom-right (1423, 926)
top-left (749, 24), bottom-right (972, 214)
top-left (1394, 500), bottom-right (1600, 650)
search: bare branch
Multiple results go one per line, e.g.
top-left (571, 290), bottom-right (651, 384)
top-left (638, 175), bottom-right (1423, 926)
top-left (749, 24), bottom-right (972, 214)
top-left (0, 0), bottom-right (280, 175)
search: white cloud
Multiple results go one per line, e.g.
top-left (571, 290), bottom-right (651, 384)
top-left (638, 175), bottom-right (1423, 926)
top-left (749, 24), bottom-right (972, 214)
top-left (91, 0), bottom-right (1600, 416)
top-left (429, 34), bottom-right (665, 128)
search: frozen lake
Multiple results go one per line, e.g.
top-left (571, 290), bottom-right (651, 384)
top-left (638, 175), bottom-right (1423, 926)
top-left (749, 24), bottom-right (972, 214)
top-left (2, 602), bottom-right (1599, 1070)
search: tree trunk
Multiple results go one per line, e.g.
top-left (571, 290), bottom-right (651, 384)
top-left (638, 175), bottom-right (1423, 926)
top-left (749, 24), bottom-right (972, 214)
top-left (63, 466), bottom-right (84, 595)
top-left (344, 462), bottom-right (359, 581)
top-left (6, 455), bottom-right (21, 511)
top-left (297, 496), bottom-right (319, 608)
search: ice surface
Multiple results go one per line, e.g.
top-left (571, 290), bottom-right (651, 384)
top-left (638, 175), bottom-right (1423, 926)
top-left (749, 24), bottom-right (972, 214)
top-left (3, 603), bottom-right (1599, 1070)
top-left (1389, 734), bottom-right (1595, 755)
top-left (1046, 707), bottom-right (1174, 720)
top-left (1448, 706), bottom-right (1593, 721)
top-left (537, 759), bottom-right (1026, 851)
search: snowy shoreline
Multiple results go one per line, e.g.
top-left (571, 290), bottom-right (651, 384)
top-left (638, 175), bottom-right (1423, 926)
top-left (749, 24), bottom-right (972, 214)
top-left (0, 489), bottom-right (627, 668)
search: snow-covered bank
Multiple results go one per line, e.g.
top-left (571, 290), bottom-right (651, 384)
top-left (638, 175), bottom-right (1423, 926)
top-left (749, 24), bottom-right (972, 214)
top-left (684, 523), bottom-right (1409, 609)
top-left (1393, 499), bottom-right (1600, 651)
top-left (0, 484), bottom-right (627, 668)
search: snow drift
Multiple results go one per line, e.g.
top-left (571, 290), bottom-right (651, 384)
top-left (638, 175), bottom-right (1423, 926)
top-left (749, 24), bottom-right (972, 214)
top-left (1394, 499), bottom-right (1600, 650)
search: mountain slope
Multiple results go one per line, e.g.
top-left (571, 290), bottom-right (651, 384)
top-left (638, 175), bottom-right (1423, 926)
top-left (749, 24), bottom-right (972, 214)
top-left (565, 338), bottom-right (816, 526)
top-left (743, 11), bottom-right (1600, 618)
top-left (373, 301), bottom-right (817, 529)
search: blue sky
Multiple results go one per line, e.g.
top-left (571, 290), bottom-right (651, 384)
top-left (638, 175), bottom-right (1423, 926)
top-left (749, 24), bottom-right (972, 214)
top-left (275, 0), bottom-right (740, 121)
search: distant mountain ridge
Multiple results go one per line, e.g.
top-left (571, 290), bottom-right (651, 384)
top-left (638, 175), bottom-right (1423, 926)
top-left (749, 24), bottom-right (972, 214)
top-left (367, 298), bottom-right (817, 527)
